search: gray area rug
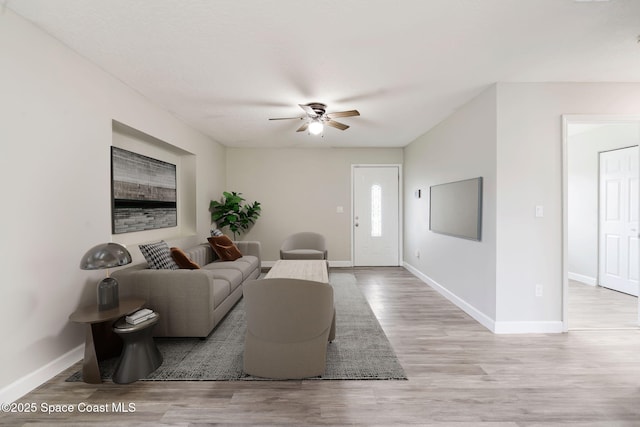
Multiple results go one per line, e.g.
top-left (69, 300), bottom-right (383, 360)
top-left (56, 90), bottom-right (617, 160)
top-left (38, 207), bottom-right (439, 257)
top-left (67, 272), bottom-right (406, 381)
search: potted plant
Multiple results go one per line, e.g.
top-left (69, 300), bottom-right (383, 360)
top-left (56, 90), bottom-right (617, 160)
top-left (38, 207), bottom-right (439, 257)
top-left (209, 191), bottom-right (261, 240)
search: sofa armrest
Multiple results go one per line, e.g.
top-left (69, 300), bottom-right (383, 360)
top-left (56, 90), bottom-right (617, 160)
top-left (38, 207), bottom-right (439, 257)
top-left (234, 240), bottom-right (262, 266)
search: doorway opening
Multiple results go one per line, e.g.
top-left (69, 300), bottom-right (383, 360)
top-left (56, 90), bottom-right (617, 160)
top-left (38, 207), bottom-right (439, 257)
top-left (562, 116), bottom-right (640, 331)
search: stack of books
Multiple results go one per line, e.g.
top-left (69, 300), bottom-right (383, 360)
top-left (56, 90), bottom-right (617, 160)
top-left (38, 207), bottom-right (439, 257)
top-left (125, 308), bottom-right (157, 325)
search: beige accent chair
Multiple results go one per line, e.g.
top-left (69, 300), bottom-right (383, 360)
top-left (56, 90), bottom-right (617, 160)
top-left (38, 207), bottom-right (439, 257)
top-left (279, 232), bottom-right (328, 260)
top-left (242, 278), bottom-right (336, 379)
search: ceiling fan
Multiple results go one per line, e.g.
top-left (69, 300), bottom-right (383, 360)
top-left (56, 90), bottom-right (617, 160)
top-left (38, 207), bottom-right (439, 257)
top-left (269, 102), bottom-right (360, 135)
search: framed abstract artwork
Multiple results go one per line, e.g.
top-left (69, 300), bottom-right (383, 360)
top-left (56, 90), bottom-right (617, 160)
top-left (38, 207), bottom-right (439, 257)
top-left (111, 147), bottom-right (177, 234)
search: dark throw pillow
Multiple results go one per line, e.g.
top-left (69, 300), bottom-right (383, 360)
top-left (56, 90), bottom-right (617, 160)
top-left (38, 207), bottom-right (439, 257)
top-left (170, 247), bottom-right (201, 269)
top-left (139, 240), bottom-right (179, 270)
top-left (207, 235), bottom-right (243, 261)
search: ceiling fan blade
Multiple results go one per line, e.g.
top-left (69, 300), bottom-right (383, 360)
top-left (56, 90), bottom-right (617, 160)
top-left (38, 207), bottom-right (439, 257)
top-left (296, 122), bottom-right (309, 132)
top-left (326, 120), bottom-right (349, 131)
top-left (269, 116), bottom-right (303, 120)
top-left (298, 104), bottom-right (319, 118)
top-left (326, 110), bottom-right (360, 119)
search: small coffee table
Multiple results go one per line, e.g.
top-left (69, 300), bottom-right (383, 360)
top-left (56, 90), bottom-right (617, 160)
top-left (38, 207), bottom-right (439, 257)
top-left (112, 314), bottom-right (162, 384)
top-left (266, 260), bottom-right (329, 283)
top-left (69, 298), bottom-right (145, 384)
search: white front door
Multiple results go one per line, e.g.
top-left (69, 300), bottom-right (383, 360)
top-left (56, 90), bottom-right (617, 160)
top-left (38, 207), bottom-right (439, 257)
top-left (599, 146), bottom-right (639, 296)
top-left (353, 165), bottom-right (400, 266)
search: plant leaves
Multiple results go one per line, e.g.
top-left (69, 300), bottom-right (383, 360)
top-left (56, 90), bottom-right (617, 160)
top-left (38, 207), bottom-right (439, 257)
top-left (210, 191), bottom-right (261, 238)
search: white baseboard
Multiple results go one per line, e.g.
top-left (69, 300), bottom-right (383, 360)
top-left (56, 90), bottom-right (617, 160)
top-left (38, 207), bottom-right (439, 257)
top-left (568, 272), bottom-right (597, 286)
top-left (262, 260), bottom-right (353, 268)
top-left (494, 321), bottom-right (564, 334)
top-left (403, 262), bottom-right (563, 334)
top-left (0, 344), bottom-right (83, 404)
top-left (403, 262), bottom-right (496, 332)
top-left (329, 261), bottom-right (353, 268)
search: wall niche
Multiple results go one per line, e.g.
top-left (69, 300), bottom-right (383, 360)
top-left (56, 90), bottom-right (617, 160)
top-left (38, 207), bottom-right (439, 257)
top-left (111, 120), bottom-right (196, 246)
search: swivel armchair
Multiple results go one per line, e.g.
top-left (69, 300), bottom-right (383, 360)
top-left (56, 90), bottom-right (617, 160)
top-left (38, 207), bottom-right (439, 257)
top-left (242, 278), bottom-right (335, 379)
top-left (279, 232), bottom-right (327, 260)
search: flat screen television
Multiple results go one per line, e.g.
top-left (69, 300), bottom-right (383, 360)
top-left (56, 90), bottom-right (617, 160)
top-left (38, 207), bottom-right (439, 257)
top-left (429, 177), bottom-right (482, 241)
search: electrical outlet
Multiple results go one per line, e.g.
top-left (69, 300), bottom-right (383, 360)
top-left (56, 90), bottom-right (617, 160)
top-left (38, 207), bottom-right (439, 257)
top-left (535, 284), bottom-right (543, 297)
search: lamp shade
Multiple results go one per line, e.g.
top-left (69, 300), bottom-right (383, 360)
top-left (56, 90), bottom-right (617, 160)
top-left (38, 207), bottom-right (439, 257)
top-left (80, 243), bottom-right (132, 270)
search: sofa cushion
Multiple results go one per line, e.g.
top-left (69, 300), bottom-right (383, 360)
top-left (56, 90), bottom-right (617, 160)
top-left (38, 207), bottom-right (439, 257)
top-left (139, 241), bottom-right (179, 270)
top-left (170, 247), bottom-right (200, 269)
top-left (212, 279), bottom-right (231, 308)
top-left (206, 255), bottom-right (260, 280)
top-left (184, 244), bottom-right (215, 267)
top-left (233, 255), bottom-right (260, 273)
top-left (202, 267), bottom-right (243, 290)
top-left (207, 236), bottom-right (243, 261)
top-left (281, 249), bottom-right (326, 260)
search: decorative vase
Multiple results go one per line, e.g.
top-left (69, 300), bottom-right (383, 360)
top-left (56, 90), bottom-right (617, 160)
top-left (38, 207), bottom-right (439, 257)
top-left (97, 277), bottom-right (119, 311)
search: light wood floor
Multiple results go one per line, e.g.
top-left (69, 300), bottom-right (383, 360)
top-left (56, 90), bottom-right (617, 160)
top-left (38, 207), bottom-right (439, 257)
top-left (568, 279), bottom-right (638, 330)
top-left (2, 267), bottom-right (640, 426)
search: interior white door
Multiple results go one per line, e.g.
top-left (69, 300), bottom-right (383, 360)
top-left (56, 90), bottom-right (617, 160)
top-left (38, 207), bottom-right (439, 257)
top-left (599, 146), bottom-right (639, 296)
top-left (353, 165), bottom-right (400, 266)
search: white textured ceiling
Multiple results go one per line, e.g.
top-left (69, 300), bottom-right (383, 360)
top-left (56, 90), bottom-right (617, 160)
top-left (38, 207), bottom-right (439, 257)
top-left (7, 0), bottom-right (640, 148)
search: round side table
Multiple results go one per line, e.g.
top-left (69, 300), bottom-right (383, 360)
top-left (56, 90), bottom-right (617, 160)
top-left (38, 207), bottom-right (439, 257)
top-left (69, 298), bottom-right (145, 384)
top-left (112, 314), bottom-right (163, 384)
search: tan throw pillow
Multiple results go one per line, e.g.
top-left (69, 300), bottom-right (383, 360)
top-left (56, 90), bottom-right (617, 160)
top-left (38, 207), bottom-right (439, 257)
top-left (170, 247), bottom-right (201, 269)
top-left (207, 236), bottom-right (243, 261)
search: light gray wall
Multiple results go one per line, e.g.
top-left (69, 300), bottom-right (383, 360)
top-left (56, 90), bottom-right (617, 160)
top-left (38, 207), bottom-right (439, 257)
top-left (0, 9), bottom-right (226, 399)
top-left (568, 124), bottom-right (640, 284)
top-left (403, 86), bottom-right (498, 320)
top-left (404, 83), bottom-right (640, 331)
top-left (226, 148), bottom-right (403, 263)
top-left (496, 83), bottom-right (640, 324)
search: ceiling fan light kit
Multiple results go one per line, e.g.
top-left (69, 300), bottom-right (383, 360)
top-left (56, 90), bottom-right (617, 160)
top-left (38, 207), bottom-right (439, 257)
top-left (269, 102), bottom-right (360, 136)
top-left (308, 120), bottom-right (324, 135)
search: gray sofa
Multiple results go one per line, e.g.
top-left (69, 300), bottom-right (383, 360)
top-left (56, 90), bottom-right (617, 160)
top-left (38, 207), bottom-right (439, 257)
top-left (112, 241), bottom-right (261, 338)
